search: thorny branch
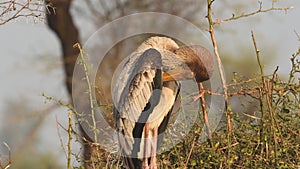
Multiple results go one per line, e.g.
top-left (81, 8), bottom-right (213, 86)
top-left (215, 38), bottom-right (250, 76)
top-left (198, 83), bottom-right (212, 144)
top-left (205, 0), bottom-right (294, 137)
top-left (206, 0), bottom-right (232, 135)
top-left (0, 142), bottom-right (12, 169)
top-left (252, 30), bottom-right (279, 166)
top-left (213, 1), bottom-right (293, 25)
top-left (193, 82), bottom-right (300, 100)
top-left (0, 0), bottom-right (49, 26)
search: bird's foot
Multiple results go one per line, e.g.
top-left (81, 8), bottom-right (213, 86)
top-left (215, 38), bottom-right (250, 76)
top-left (143, 166), bottom-right (150, 169)
top-left (150, 156), bottom-right (157, 169)
top-left (143, 158), bottom-right (149, 169)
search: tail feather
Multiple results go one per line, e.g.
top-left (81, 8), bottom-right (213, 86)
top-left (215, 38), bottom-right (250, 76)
top-left (123, 157), bottom-right (145, 169)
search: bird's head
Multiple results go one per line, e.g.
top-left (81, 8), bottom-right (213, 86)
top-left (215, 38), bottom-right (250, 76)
top-left (175, 45), bottom-right (214, 82)
top-left (136, 36), bottom-right (179, 53)
top-left (161, 45), bottom-right (214, 83)
top-left (137, 36), bottom-right (214, 83)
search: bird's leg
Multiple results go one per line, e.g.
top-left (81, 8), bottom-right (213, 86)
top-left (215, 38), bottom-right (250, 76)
top-left (143, 122), bottom-right (149, 169)
top-left (150, 126), bottom-right (158, 169)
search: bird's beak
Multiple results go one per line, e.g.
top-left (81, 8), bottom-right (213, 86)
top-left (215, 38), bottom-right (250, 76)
top-left (160, 50), bottom-right (196, 82)
top-left (160, 45), bottom-right (214, 83)
top-left (162, 67), bottom-right (195, 82)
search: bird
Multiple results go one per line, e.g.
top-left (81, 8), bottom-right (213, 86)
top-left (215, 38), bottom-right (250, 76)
top-left (112, 36), bottom-right (213, 169)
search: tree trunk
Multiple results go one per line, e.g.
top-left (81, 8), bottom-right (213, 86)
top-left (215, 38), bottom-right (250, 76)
top-left (45, 0), bottom-right (105, 168)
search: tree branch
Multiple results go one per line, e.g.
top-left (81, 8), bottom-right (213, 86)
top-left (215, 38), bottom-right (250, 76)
top-left (0, 142), bottom-right (12, 169)
top-left (213, 2), bottom-right (293, 25)
top-left (0, 0), bottom-right (48, 26)
top-left (206, 0), bottom-right (232, 134)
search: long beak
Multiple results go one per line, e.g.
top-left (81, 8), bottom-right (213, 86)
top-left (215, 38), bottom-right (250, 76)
top-left (161, 50), bottom-right (195, 82)
top-left (160, 45), bottom-right (214, 83)
top-left (162, 67), bottom-right (195, 82)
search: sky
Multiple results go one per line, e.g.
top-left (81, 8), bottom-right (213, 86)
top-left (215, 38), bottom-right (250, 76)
top-left (0, 19), bottom-right (70, 166)
top-left (0, 0), bottom-right (299, 167)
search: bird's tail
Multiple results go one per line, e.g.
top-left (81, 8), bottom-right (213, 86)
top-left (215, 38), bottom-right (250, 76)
top-left (123, 157), bottom-right (149, 169)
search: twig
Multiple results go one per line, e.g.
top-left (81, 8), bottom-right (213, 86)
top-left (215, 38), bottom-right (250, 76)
top-left (217, 142), bottom-right (239, 151)
top-left (206, 0), bottom-right (232, 135)
top-left (74, 43), bottom-right (98, 142)
top-left (242, 112), bottom-right (261, 120)
top-left (67, 111), bottom-right (73, 169)
top-left (183, 138), bottom-right (196, 169)
top-left (251, 31), bottom-right (264, 77)
top-left (193, 83), bottom-right (299, 101)
top-left (207, 2), bottom-right (234, 167)
top-left (56, 115), bottom-right (68, 160)
top-left (252, 30), bottom-right (279, 167)
top-left (265, 80), bottom-right (279, 166)
top-left (56, 118), bottom-right (92, 144)
top-left (0, 142), bottom-right (12, 169)
top-left (42, 93), bottom-right (75, 112)
top-left (227, 76), bottom-right (260, 87)
top-left (252, 31), bottom-right (268, 160)
top-left (0, 0), bottom-right (48, 26)
top-left (228, 88), bottom-right (259, 97)
top-left (213, 2), bottom-right (292, 25)
top-left (257, 88), bottom-right (265, 156)
top-left (288, 48), bottom-right (300, 84)
top-left (198, 83), bottom-right (212, 145)
top-left (294, 30), bottom-right (300, 41)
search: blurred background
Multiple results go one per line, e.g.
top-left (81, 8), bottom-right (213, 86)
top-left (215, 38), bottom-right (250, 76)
top-left (0, 0), bottom-right (299, 168)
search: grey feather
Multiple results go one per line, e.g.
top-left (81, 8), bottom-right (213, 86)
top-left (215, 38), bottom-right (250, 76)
top-left (112, 37), bottom-right (213, 169)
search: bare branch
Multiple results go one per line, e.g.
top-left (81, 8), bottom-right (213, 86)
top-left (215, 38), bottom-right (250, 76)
top-left (251, 31), bottom-right (264, 76)
top-left (183, 138), bottom-right (196, 169)
top-left (0, 0), bottom-right (49, 26)
top-left (217, 142), bottom-right (239, 151)
top-left (0, 142), bottom-right (12, 169)
top-left (206, 0), bottom-right (232, 134)
top-left (294, 30), bottom-right (300, 41)
top-left (55, 115), bottom-right (68, 160)
top-left (213, 2), bottom-right (293, 25)
top-left (67, 111), bottom-right (73, 169)
top-left (198, 83), bottom-right (212, 145)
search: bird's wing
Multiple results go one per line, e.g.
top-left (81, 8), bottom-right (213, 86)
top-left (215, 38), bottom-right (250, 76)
top-left (113, 49), bottom-right (163, 159)
top-left (113, 48), bottom-right (163, 122)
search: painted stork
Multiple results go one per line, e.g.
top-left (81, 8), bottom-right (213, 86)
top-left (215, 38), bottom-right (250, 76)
top-left (113, 36), bottom-right (213, 169)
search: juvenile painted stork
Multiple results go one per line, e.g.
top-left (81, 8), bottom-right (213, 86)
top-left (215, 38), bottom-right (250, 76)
top-left (113, 36), bottom-right (213, 169)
